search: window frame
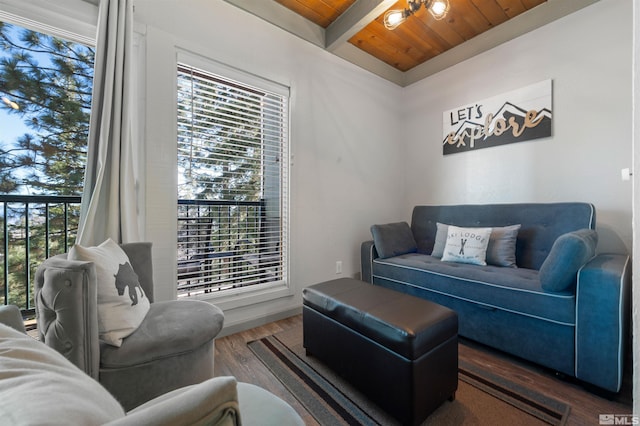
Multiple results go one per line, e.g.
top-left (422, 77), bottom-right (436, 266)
top-left (175, 49), bottom-right (292, 310)
top-left (0, 0), bottom-right (97, 47)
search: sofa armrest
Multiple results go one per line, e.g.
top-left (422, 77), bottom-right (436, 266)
top-left (34, 255), bottom-right (100, 380)
top-left (0, 305), bottom-right (26, 333)
top-left (575, 253), bottom-right (631, 392)
top-left (361, 240), bottom-right (379, 283)
top-left (108, 376), bottom-right (240, 426)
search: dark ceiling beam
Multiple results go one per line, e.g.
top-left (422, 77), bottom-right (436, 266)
top-left (325, 0), bottom-right (396, 51)
top-left (222, 0), bottom-right (325, 47)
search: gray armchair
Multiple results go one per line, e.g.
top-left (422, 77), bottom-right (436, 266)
top-left (0, 305), bottom-right (304, 425)
top-left (34, 242), bottom-right (225, 411)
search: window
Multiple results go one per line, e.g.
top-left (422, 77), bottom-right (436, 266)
top-left (0, 13), bottom-right (94, 314)
top-left (0, 21), bottom-right (93, 196)
top-left (176, 58), bottom-right (289, 297)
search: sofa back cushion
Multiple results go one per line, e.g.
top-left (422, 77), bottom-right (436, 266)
top-left (411, 203), bottom-right (595, 270)
top-left (0, 323), bottom-right (125, 424)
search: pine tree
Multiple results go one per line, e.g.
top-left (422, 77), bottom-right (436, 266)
top-left (0, 21), bottom-right (94, 195)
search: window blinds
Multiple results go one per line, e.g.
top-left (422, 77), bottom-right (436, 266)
top-left (176, 62), bottom-right (288, 294)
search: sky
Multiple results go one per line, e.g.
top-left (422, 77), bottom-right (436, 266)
top-left (0, 101), bottom-right (30, 145)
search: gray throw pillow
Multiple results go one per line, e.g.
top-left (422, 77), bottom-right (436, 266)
top-left (486, 224), bottom-right (521, 267)
top-left (539, 229), bottom-right (598, 292)
top-left (370, 222), bottom-right (417, 259)
top-left (431, 222), bottom-right (449, 258)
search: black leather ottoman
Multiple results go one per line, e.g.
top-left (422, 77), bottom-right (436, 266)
top-left (302, 278), bottom-right (458, 426)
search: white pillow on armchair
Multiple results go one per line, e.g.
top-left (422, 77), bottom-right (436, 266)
top-left (69, 238), bottom-right (150, 347)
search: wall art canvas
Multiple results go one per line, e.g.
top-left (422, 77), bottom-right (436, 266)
top-left (442, 80), bottom-right (552, 155)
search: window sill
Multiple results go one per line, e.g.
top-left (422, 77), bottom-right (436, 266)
top-left (183, 280), bottom-right (294, 311)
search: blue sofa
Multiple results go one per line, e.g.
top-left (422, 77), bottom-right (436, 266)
top-left (361, 203), bottom-right (630, 392)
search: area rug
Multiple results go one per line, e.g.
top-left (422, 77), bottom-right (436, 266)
top-left (248, 325), bottom-right (570, 426)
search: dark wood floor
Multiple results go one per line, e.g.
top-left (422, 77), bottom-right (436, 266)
top-left (214, 314), bottom-right (633, 426)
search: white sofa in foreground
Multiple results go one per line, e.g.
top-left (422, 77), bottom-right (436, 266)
top-left (0, 305), bottom-right (303, 426)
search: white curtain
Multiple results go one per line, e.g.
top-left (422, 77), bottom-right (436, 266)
top-left (77, 0), bottom-right (140, 246)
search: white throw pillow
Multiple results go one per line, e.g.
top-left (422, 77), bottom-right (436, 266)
top-left (441, 226), bottom-right (492, 266)
top-left (69, 239), bottom-right (150, 347)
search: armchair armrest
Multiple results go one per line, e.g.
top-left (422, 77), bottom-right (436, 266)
top-left (575, 253), bottom-right (631, 392)
top-left (34, 255), bottom-right (100, 380)
top-left (108, 376), bottom-right (240, 426)
top-left (360, 240), bottom-right (379, 283)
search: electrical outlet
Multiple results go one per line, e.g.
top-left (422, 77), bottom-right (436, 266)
top-left (621, 168), bottom-right (632, 181)
top-left (336, 261), bottom-right (342, 274)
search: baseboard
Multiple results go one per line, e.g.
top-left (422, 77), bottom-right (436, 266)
top-left (218, 306), bottom-right (302, 338)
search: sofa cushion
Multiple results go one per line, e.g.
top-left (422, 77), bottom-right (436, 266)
top-left (486, 224), bottom-right (521, 268)
top-left (69, 238), bottom-right (151, 347)
top-left (0, 323), bottom-right (124, 424)
top-left (441, 226), bottom-right (492, 266)
top-left (539, 229), bottom-right (598, 292)
top-left (371, 222), bottom-right (417, 259)
top-left (372, 254), bottom-right (575, 325)
top-left (100, 300), bottom-right (224, 368)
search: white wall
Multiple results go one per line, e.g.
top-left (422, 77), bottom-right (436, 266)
top-left (133, 0), bottom-right (405, 330)
top-left (401, 0), bottom-right (632, 255)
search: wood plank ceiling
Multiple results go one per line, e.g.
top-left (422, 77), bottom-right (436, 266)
top-left (274, 0), bottom-right (546, 72)
top-left (224, 0), bottom-right (597, 85)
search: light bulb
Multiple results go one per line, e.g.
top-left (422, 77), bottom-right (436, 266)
top-left (383, 9), bottom-right (407, 30)
top-left (428, 0), bottom-right (449, 20)
top-left (2, 96), bottom-right (19, 110)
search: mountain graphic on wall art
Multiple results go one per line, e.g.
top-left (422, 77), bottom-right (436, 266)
top-left (443, 102), bottom-right (552, 155)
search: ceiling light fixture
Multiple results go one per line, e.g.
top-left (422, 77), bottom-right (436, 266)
top-left (383, 0), bottom-right (450, 30)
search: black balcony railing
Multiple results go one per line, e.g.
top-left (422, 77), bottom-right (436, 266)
top-left (1, 195), bottom-right (281, 314)
top-left (1, 195), bottom-right (82, 316)
top-left (177, 198), bottom-right (282, 296)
